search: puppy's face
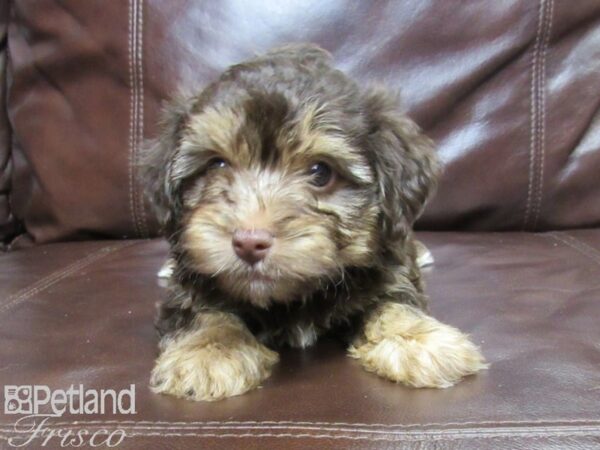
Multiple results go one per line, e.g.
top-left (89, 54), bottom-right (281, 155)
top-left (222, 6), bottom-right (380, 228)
top-left (176, 97), bottom-right (379, 306)
top-left (146, 51), bottom-right (438, 307)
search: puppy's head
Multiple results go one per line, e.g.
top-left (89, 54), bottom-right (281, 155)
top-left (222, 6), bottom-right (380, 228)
top-left (145, 45), bottom-right (438, 307)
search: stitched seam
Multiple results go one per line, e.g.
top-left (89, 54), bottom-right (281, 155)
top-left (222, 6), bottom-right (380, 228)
top-left (0, 436), bottom-right (596, 445)
top-left (531, 0), bottom-right (544, 229)
top-left (132, 0), bottom-right (141, 236)
top-left (127, 0), bottom-right (140, 237)
top-left (548, 232), bottom-right (600, 266)
top-left (534, 0), bottom-right (545, 228)
top-left (531, 0), bottom-right (554, 229)
top-left (124, 430), bottom-right (600, 440)
top-left (0, 431), bottom-right (591, 442)
top-left (4, 424), bottom-right (598, 435)
top-left (123, 432), bottom-right (600, 443)
top-left (547, 232), bottom-right (600, 265)
top-left (134, 0), bottom-right (148, 238)
top-left (2, 426), bottom-right (600, 439)
top-left (0, 433), bottom-right (586, 444)
top-left (524, 0), bottom-right (544, 230)
top-left (561, 232), bottom-right (600, 261)
top-left (0, 242), bottom-right (135, 315)
top-left (2, 419), bottom-right (599, 429)
top-left (132, 0), bottom-right (144, 237)
top-left (0, 243), bottom-right (133, 313)
top-left (2, 425), bottom-right (600, 442)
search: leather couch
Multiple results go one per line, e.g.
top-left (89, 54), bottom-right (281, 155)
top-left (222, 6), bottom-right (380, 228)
top-left (1, 1), bottom-right (600, 449)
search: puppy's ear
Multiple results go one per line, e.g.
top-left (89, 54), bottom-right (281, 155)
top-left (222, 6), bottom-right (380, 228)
top-left (142, 95), bottom-right (193, 233)
top-left (364, 88), bottom-right (440, 243)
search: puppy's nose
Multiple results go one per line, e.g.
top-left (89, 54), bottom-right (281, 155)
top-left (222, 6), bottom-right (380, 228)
top-left (232, 229), bottom-right (273, 265)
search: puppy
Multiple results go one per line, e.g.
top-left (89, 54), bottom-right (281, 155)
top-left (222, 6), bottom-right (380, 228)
top-left (144, 44), bottom-right (486, 401)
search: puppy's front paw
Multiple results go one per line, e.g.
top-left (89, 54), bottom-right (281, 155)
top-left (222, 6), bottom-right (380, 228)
top-left (150, 330), bottom-right (279, 401)
top-left (349, 303), bottom-right (487, 388)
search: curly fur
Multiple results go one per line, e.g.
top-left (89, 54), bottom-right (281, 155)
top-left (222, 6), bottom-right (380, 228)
top-left (144, 44), bottom-right (486, 401)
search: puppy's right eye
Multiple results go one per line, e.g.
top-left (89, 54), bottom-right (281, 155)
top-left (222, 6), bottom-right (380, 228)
top-left (308, 162), bottom-right (334, 188)
top-left (206, 157), bottom-right (228, 171)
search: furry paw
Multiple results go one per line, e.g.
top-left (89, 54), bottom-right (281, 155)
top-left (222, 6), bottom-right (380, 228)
top-left (150, 332), bottom-right (279, 401)
top-left (157, 257), bottom-right (175, 279)
top-left (349, 303), bottom-right (487, 388)
top-left (415, 240), bottom-right (434, 268)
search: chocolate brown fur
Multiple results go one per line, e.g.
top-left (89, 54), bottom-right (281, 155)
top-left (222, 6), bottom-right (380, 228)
top-left (145, 44), bottom-right (485, 400)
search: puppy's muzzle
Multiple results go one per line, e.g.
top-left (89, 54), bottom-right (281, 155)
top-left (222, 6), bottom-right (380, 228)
top-left (232, 229), bottom-right (273, 265)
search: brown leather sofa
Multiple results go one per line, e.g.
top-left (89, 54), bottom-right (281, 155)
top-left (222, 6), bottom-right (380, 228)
top-left (1, 1), bottom-right (600, 449)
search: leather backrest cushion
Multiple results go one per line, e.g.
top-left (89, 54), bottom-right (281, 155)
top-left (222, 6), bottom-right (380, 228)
top-left (6, 0), bottom-right (600, 244)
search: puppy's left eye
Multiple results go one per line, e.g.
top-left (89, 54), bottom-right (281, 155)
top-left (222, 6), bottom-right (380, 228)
top-left (206, 157), bottom-right (228, 171)
top-left (308, 162), bottom-right (335, 188)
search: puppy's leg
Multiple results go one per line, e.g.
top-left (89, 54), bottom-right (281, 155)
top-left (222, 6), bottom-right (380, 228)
top-left (349, 302), bottom-right (487, 388)
top-left (150, 311), bottom-right (279, 401)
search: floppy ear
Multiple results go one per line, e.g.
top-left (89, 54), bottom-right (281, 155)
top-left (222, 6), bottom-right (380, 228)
top-left (141, 95), bottom-right (193, 234)
top-left (364, 89), bottom-right (440, 243)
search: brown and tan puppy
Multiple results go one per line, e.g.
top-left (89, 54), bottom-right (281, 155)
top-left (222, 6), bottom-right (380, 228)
top-left (144, 44), bottom-right (486, 401)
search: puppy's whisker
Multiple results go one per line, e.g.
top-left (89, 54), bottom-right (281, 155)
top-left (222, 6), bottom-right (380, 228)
top-left (212, 259), bottom-right (232, 278)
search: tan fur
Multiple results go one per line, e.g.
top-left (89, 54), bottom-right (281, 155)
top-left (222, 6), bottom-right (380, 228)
top-left (278, 103), bottom-right (374, 185)
top-left (150, 312), bottom-right (279, 401)
top-left (180, 104), bottom-right (379, 307)
top-left (182, 106), bottom-right (247, 165)
top-left (183, 177), bottom-right (340, 307)
top-left (349, 302), bottom-right (487, 388)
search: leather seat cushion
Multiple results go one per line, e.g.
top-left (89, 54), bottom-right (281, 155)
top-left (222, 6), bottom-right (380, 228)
top-left (1, 231), bottom-right (599, 449)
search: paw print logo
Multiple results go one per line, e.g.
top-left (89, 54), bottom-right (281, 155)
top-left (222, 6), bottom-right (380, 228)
top-left (4, 386), bottom-right (33, 414)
